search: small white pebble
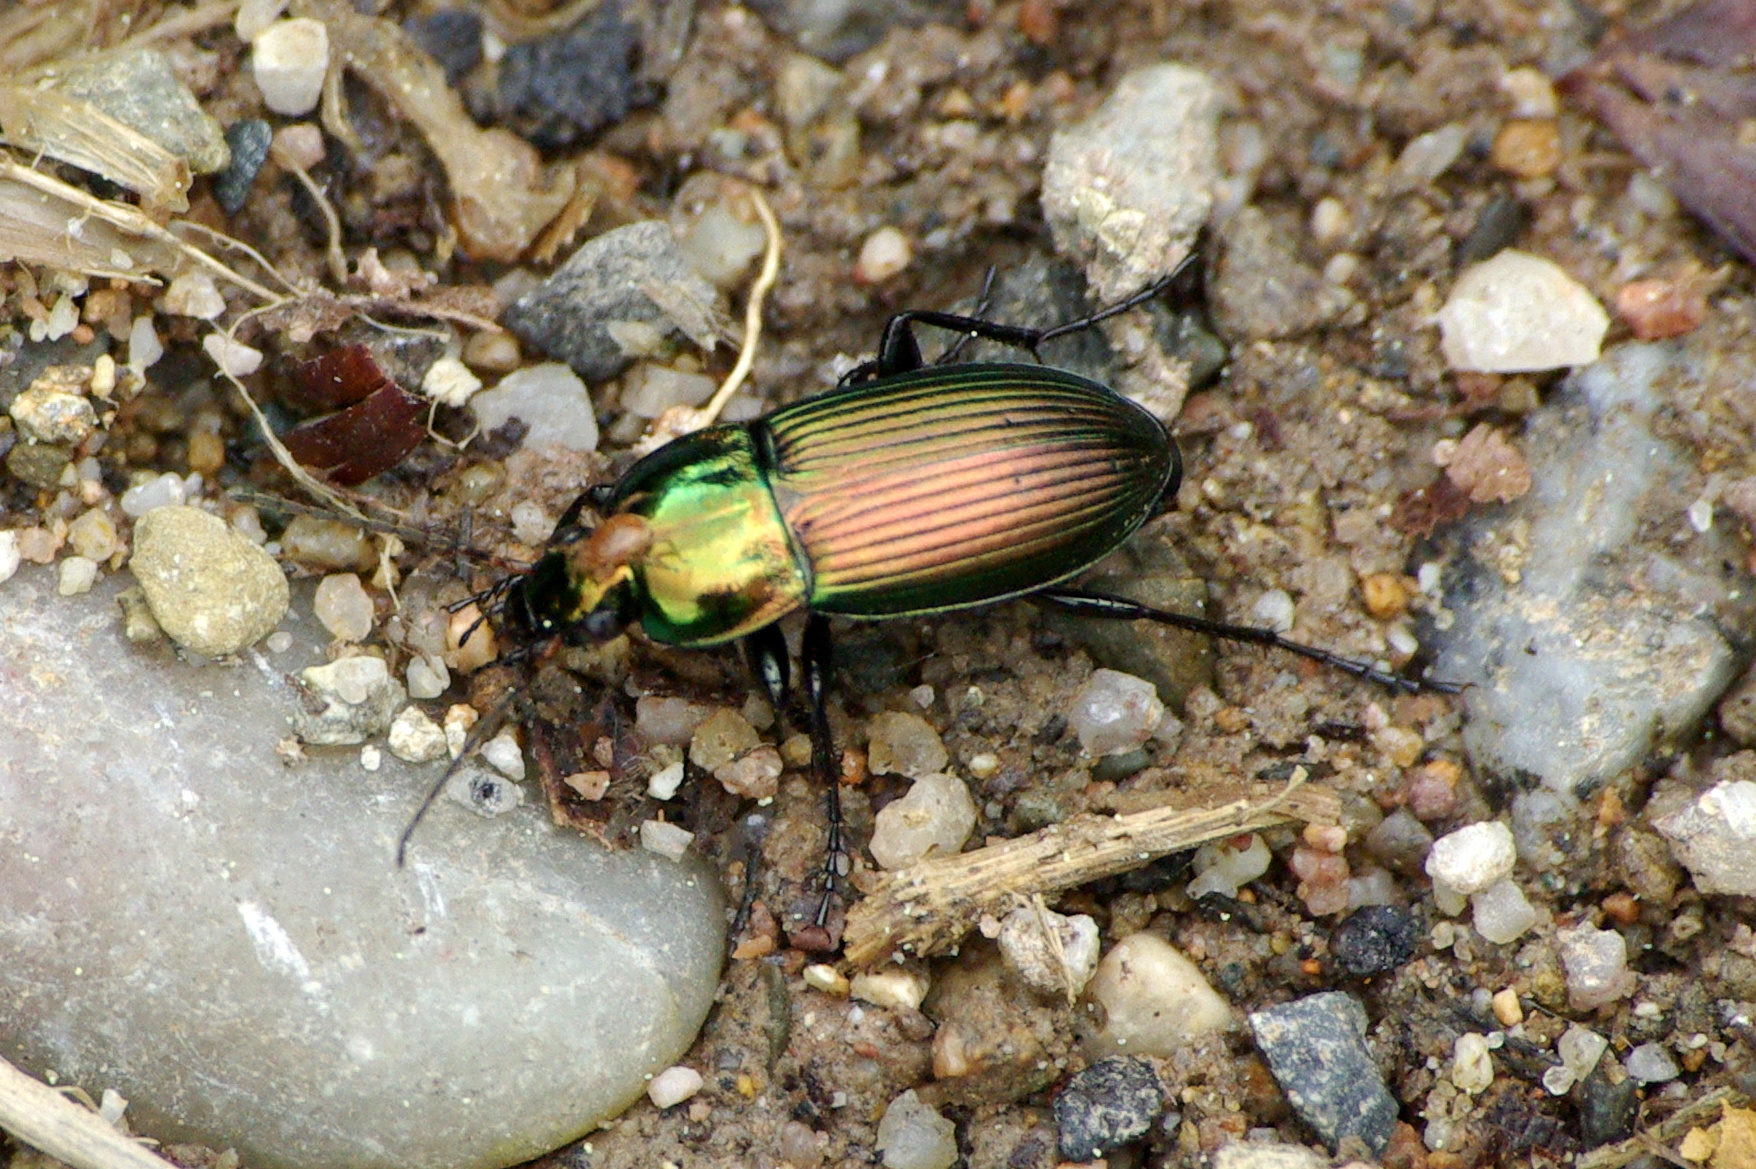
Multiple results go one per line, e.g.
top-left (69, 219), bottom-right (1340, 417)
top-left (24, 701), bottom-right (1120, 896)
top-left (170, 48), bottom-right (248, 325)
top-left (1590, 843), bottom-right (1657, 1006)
top-left (253, 18), bottom-right (330, 116)
top-left (875, 1090), bottom-right (956, 1169)
top-left (1625, 1042), bottom-right (1679, 1084)
top-left (1451, 1033), bottom-right (1495, 1094)
top-left (313, 573), bottom-right (374, 642)
top-left (509, 500), bottom-right (553, 545)
top-left (89, 355), bottom-right (117, 398)
top-left (265, 631), bottom-right (294, 653)
top-left (856, 226), bottom-right (913, 283)
top-left (421, 357), bottom-right (483, 407)
top-left (406, 653), bottom-right (449, 700)
top-left (57, 556), bottom-right (98, 595)
top-left (387, 706), bottom-right (448, 764)
top-left (67, 509), bottom-right (117, 562)
top-left (1426, 820), bottom-right (1518, 911)
top-left (639, 820), bottom-right (695, 861)
top-left (1688, 497), bottom-right (1714, 533)
top-left (1186, 833), bottom-right (1272, 899)
top-left (866, 710), bottom-right (948, 780)
top-left (0, 531), bottom-right (21, 584)
top-left (118, 470), bottom-right (188, 516)
top-left (1068, 668), bottom-right (1164, 757)
top-left (867, 773), bottom-right (975, 870)
top-left (202, 333), bottom-right (264, 377)
top-left (127, 316), bottom-right (164, 372)
top-left (1250, 588), bottom-right (1296, 632)
top-left (909, 684), bottom-right (934, 709)
top-left (646, 1065), bottom-right (704, 1110)
top-left (647, 760), bottom-right (686, 801)
top-left (271, 122), bottom-right (326, 170)
top-left (850, 969), bottom-right (929, 1011)
top-left (966, 752), bottom-right (999, 779)
top-left (161, 271), bottom-right (226, 320)
top-left (44, 294), bottom-right (78, 341)
top-left (481, 729), bottom-right (525, 780)
top-left (360, 744), bottom-right (382, 772)
top-left (802, 964), bottom-right (849, 995)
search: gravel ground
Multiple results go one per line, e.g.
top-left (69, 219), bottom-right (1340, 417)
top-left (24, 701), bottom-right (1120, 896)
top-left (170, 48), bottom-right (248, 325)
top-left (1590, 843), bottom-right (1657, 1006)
top-left (4, 1), bottom-right (1756, 1167)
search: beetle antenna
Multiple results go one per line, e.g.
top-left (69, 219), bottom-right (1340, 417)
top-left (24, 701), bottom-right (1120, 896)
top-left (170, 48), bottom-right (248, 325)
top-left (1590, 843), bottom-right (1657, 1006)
top-left (396, 637), bottom-right (555, 866)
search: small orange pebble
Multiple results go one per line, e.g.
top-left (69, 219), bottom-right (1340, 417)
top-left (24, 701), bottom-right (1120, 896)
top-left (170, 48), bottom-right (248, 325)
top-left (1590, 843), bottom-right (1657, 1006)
top-left (1300, 958), bottom-right (1323, 976)
top-left (1018, 0), bottom-right (1060, 45)
top-left (1601, 891), bottom-right (1640, 926)
top-left (730, 935), bottom-right (776, 960)
top-left (1361, 572), bottom-right (1410, 620)
top-left (1490, 118), bottom-right (1562, 178)
top-left (1616, 277), bottom-right (1707, 340)
top-left (1212, 705), bottom-right (1249, 734)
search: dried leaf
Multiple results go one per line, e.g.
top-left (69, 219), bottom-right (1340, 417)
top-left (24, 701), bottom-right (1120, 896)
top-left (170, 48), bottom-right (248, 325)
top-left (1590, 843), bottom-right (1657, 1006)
top-left (1564, 0), bottom-right (1756, 265)
top-left (281, 366), bottom-right (426, 487)
top-left (0, 156), bottom-right (187, 280)
top-left (293, 344), bottom-right (391, 411)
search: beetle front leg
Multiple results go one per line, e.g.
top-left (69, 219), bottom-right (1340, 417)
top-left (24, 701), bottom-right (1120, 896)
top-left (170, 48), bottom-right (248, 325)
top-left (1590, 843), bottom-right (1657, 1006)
top-left (1034, 587), bottom-right (1461, 695)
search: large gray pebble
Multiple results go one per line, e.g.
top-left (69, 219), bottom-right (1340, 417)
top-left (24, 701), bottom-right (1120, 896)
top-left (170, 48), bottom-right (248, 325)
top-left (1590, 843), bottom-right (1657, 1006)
top-left (130, 504), bottom-right (289, 657)
top-left (503, 220), bottom-right (726, 384)
top-left (1424, 343), bottom-right (1753, 799)
top-left (0, 569), bottom-right (724, 1169)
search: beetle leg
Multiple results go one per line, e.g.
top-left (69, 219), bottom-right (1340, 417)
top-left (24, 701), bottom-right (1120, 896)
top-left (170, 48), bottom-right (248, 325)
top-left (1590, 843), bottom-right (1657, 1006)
top-left (801, 612), bottom-right (850, 927)
top-left (867, 240), bottom-right (1209, 378)
top-left (743, 624), bottom-right (792, 714)
top-left (1033, 586), bottom-right (1462, 695)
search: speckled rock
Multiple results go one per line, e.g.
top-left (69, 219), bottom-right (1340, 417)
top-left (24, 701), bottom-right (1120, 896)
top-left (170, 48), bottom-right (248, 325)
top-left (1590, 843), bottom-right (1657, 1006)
top-left (0, 569), bottom-right (725, 1169)
top-left (130, 505), bottom-right (290, 657)
top-left (1248, 992), bottom-right (1397, 1155)
top-left (1042, 63), bottom-right (1220, 302)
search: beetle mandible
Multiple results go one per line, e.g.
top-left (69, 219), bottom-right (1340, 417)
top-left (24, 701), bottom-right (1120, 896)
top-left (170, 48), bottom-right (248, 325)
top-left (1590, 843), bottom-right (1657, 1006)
top-left (404, 244), bottom-right (1452, 930)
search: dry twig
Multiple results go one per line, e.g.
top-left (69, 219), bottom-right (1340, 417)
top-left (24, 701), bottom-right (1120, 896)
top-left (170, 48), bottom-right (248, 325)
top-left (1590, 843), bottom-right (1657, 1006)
top-left (0, 1056), bottom-right (179, 1169)
top-left (843, 780), bottom-right (1340, 967)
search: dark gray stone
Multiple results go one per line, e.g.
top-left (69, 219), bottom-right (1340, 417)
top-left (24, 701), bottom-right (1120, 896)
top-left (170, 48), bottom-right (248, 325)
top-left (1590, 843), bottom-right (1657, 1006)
top-left (504, 221), bottom-right (726, 384)
top-left (214, 120), bottom-right (273, 214)
top-left (1053, 1056), bottom-right (1164, 1162)
top-left (1248, 992), bottom-right (1397, 1155)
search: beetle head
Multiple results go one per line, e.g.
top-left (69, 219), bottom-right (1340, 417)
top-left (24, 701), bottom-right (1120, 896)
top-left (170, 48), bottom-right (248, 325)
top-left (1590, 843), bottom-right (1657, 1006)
top-left (505, 513), bottom-right (650, 644)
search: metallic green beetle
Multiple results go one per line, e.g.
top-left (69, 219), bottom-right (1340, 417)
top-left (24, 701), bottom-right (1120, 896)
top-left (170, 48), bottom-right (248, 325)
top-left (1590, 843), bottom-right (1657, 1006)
top-left (411, 251), bottom-right (1447, 928)
top-left (507, 361), bottom-right (1177, 648)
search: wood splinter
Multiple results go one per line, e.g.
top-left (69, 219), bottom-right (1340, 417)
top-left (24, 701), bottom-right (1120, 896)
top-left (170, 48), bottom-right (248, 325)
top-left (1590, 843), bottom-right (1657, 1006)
top-left (842, 778), bottom-right (1340, 967)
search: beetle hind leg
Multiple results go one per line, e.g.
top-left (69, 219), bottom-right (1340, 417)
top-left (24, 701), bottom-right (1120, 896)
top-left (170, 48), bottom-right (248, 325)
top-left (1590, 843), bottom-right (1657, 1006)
top-left (1034, 586), bottom-right (1461, 695)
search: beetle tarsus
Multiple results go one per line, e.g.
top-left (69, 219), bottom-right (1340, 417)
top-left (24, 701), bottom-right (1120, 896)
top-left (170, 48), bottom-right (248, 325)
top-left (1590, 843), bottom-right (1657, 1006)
top-left (1035, 586), bottom-right (1462, 695)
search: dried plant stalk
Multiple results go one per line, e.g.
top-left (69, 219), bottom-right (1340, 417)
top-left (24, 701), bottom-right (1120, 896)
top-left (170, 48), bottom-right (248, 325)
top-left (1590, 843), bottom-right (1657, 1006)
top-left (0, 1055), bottom-right (179, 1169)
top-left (0, 84), bottom-right (191, 211)
top-left (843, 782), bottom-right (1340, 967)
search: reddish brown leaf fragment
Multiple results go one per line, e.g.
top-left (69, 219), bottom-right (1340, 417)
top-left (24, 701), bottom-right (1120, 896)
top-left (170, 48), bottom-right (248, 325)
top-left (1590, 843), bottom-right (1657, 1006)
top-left (294, 344), bottom-right (392, 412)
top-left (1392, 475), bottom-right (1474, 537)
top-left (281, 381), bottom-right (426, 486)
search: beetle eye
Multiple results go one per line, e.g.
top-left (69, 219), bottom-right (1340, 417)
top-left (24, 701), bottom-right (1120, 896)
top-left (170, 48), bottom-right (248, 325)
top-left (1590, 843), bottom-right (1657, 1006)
top-left (582, 608), bottom-right (625, 642)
